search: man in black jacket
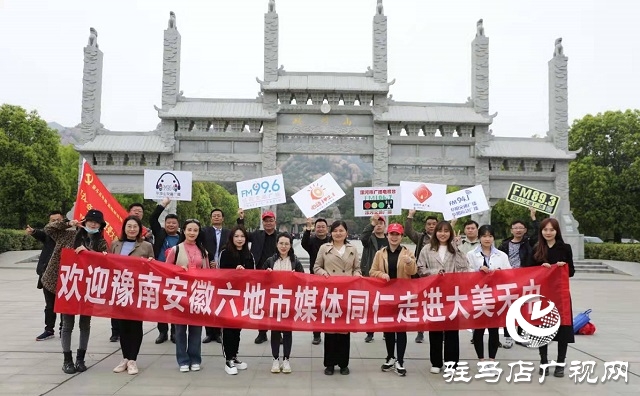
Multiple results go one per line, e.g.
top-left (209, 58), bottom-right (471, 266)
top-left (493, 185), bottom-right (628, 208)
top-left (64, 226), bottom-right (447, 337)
top-left (150, 198), bottom-right (180, 344)
top-left (497, 207), bottom-right (538, 348)
top-left (237, 208), bottom-right (277, 344)
top-left (26, 210), bottom-right (64, 341)
top-left (301, 217), bottom-right (331, 345)
top-left (202, 208), bottom-right (230, 344)
top-left (360, 214), bottom-right (388, 343)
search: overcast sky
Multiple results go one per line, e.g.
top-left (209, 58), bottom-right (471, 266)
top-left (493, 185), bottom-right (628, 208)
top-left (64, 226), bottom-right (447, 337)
top-left (0, 0), bottom-right (637, 138)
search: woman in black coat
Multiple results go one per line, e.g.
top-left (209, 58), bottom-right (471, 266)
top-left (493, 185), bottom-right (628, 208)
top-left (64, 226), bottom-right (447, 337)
top-left (532, 217), bottom-right (575, 378)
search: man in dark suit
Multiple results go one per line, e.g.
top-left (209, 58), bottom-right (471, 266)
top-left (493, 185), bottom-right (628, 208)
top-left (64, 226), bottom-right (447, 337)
top-left (237, 208), bottom-right (278, 344)
top-left (202, 208), bottom-right (230, 344)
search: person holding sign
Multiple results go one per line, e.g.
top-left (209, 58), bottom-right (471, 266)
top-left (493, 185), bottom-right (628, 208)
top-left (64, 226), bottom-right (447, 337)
top-left (404, 210), bottom-right (438, 343)
top-left (416, 221), bottom-right (469, 374)
top-left (369, 223), bottom-right (416, 377)
top-left (164, 219), bottom-right (209, 373)
top-left (237, 209), bottom-right (277, 345)
top-left (110, 216), bottom-right (155, 375)
top-left (466, 225), bottom-right (511, 363)
top-left (314, 221), bottom-right (361, 376)
top-left (219, 226), bottom-right (256, 375)
top-left (533, 218), bottom-right (575, 378)
top-left (264, 232), bottom-right (305, 374)
top-left (301, 217), bottom-right (331, 345)
top-left (360, 214), bottom-right (388, 343)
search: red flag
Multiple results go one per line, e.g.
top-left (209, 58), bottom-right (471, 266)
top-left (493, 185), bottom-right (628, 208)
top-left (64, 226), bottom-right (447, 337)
top-left (73, 160), bottom-right (128, 243)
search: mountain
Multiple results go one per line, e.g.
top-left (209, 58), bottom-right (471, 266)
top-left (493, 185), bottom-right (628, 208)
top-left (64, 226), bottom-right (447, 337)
top-left (48, 122), bottom-right (80, 145)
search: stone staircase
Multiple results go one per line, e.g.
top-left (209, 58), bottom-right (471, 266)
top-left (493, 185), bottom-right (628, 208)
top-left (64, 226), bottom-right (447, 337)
top-left (574, 260), bottom-right (616, 274)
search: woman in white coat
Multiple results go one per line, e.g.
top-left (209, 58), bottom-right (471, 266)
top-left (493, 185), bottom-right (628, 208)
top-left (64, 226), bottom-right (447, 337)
top-left (466, 224), bottom-right (511, 362)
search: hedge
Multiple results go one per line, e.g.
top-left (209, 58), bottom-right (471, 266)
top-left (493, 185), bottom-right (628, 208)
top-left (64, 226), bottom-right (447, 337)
top-left (585, 243), bottom-right (640, 263)
top-left (0, 229), bottom-right (43, 254)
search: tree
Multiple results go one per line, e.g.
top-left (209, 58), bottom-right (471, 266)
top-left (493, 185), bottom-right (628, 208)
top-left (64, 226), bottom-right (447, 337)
top-left (59, 144), bottom-right (80, 215)
top-left (176, 183), bottom-right (213, 226)
top-left (0, 105), bottom-right (64, 228)
top-left (200, 181), bottom-right (260, 229)
top-left (569, 110), bottom-right (640, 242)
top-left (490, 199), bottom-right (544, 240)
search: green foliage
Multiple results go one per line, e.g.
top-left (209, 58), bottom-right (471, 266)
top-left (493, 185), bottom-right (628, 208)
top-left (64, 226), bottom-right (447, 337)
top-left (585, 243), bottom-right (640, 263)
top-left (0, 105), bottom-right (65, 228)
top-left (0, 229), bottom-right (43, 253)
top-left (176, 183), bottom-right (214, 226)
top-left (112, 194), bottom-right (156, 225)
top-left (59, 144), bottom-right (80, 215)
top-left (569, 110), bottom-right (640, 242)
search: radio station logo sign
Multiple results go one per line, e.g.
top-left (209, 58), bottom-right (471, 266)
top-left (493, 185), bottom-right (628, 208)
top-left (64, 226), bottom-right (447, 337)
top-left (354, 187), bottom-right (401, 217)
top-left (506, 183), bottom-right (560, 215)
top-left (144, 170), bottom-right (193, 201)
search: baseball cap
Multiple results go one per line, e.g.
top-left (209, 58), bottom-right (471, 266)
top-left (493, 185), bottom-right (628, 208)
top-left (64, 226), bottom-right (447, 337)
top-left (387, 223), bottom-right (404, 234)
top-left (262, 211), bottom-right (276, 220)
top-left (377, 216), bottom-right (386, 223)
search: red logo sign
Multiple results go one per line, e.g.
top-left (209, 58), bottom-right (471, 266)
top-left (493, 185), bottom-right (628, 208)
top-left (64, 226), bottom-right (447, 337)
top-left (413, 184), bottom-right (432, 203)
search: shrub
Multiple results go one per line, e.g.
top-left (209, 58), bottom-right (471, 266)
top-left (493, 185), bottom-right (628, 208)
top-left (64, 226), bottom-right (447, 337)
top-left (0, 229), bottom-right (43, 253)
top-left (584, 243), bottom-right (640, 263)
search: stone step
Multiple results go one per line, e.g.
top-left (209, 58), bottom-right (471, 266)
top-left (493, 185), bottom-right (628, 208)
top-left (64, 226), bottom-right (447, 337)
top-left (574, 267), bottom-right (616, 274)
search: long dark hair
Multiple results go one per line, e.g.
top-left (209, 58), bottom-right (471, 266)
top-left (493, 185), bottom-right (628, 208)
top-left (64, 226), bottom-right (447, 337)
top-left (225, 225), bottom-right (250, 261)
top-left (429, 221), bottom-right (456, 254)
top-left (73, 219), bottom-right (106, 250)
top-left (276, 232), bottom-right (295, 260)
top-left (534, 218), bottom-right (563, 262)
top-left (178, 219), bottom-right (207, 258)
top-left (119, 215), bottom-right (143, 242)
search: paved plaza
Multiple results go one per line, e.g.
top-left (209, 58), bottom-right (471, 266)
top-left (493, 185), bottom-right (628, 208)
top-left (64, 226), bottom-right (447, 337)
top-left (0, 243), bottom-right (638, 396)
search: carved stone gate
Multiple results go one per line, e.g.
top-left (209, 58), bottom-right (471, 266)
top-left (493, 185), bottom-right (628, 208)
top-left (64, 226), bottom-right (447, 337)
top-left (72, 1), bottom-right (582, 257)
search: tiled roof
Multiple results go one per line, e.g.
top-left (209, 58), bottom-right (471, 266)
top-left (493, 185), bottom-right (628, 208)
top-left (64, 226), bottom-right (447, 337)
top-left (480, 137), bottom-right (575, 159)
top-left (376, 104), bottom-right (492, 124)
top-left (159, 100), bottom-right (276, 119)
top-left (76, 133), bottom-right (171, 153)
top-left (261, 74), bottom-right (390, 92)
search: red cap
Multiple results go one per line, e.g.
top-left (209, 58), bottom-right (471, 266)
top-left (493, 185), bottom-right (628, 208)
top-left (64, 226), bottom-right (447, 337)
top-left (262, 211), bottom-right (276, 220)
top-left (387, 223), bottom-right (404, 234)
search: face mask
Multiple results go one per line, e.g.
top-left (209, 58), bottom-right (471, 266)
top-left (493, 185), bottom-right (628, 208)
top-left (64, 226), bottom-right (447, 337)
top-left (84, 226), bottom-right (99, 234)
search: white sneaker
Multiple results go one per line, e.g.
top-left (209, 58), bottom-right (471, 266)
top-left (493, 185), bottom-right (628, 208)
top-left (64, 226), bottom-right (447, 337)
top-left (190, 364), bottom-right (201, 371)
top-left (282, 359), bottom-right (291, 374)
top-left (381, 357), bottom-right (396, 372)
top-left (179, 365), bottom-right (190, 372)
top-left (394, 361), bottom-right (407, 376)
top-left (271, 358), bottom-right (281, 373)
top-left (126, 360), bottom-right (138, 375)
top-left (233, 358), bottom-right (248, 370)
top-left (430, 366), bottom-right (441, 374)
top-left (113, 359), bottom-right (128, 373)
top-left (503, 337), bottom-right (514, 349)
top-left (225, 360), bottom-right (238, 375)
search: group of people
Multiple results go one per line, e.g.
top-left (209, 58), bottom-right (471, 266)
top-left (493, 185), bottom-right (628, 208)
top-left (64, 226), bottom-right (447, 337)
top-left (27, 200), bottom-right (574, 379)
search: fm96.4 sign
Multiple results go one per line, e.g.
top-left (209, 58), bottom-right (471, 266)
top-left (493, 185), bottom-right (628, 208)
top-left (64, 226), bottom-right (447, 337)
top-left (506, 183), bottom-right (560, 215)
top-left (354, 187), bottom-right (401, 217)
top-left (236, 175), bottom-right (287, 210)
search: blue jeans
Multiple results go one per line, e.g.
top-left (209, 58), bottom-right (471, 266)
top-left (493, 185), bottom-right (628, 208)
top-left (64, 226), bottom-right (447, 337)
top-left (175, 325), bottom-right (202, 366)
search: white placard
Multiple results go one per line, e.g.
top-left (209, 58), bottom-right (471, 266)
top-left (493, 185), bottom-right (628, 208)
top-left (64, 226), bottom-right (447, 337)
top-left (399, 181), bottom-right (447, 212)
top-left (291, 173), bottom-right (346, 218)
top-left (442, 185), bottom-right (490, 220)
top-left (144, 170), bottom-right (192, 201)
top-left (236, 174), bottom-right (287, 210)
top-left (354, 186), bottom-right (401, 217)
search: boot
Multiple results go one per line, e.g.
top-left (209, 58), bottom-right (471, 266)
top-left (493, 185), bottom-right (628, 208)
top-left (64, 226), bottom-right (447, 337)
top-left (75, 349), bottom-right (87, 372)
top-left (62, 351), bottom-right (76, 374)
top-left (538, 354), bottom-right (549, 376)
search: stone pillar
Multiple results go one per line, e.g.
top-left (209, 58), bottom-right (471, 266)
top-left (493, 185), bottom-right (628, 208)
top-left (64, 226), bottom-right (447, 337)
top-left (471, 20), bottom-right (489, 114)
top-left (264, 1), bottom-right (279, 82)
top-left (162, 12), bottom-right (181, 109)
top-left (372, 1), bottom-right (387, 84)
top-left (79, 28), bottom-right (103, 141)
top-left (548, 38), bottom-right (568, 151)
top-left (373, 122), bottom-right (389, 185)
top-left (261, 120), bottom-right (278, 218)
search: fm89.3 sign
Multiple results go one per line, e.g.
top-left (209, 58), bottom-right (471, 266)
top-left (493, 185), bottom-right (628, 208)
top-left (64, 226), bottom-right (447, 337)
top-left (506, 182), bottom-right (560, 215)
top-left (354, 187), bottom-right (401, 217)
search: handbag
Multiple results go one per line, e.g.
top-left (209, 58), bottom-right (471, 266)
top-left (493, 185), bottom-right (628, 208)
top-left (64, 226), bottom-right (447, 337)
top-left (573, 309), bottom-right (592, 334)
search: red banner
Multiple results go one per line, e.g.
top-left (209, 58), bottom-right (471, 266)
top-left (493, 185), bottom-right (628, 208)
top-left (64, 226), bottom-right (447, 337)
top-left (73, 160), bottom-right (129, 242)
top-left (56, 249), bottom-right (572, 332)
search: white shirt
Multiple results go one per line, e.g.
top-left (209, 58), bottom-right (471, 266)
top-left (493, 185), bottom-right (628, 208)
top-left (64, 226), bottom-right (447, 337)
top-left (467, 246), bottom-right (511, 271)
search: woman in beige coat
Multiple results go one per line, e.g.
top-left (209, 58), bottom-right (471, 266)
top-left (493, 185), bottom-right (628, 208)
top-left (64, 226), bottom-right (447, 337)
top-left (110, 215), bottom-right (154, 375)
top-left (369, 223), bottom-right (416, 377)
top-left (417, 220), bottom-right (469, 374)
top-left (314, 220), bottom-right (361, 376)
